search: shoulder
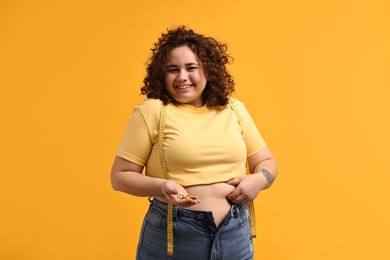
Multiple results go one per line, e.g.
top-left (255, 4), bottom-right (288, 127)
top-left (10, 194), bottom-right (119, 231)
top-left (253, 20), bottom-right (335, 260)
top-left (133, 98), bottom-right (162, 123)
top-left (228, 97), bottom-right (254, 125)
top-left (134, 98), bottom-right (161, 112)
top-left (228, 97), bottom-right (247, 113)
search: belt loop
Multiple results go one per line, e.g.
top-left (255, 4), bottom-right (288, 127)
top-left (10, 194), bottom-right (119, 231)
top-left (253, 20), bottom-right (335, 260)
top-left (230, 205), bottom-right (235, 217)
top-left (236, 206), bottom-right (244, 225)
top-left (230, 204), bottom-right (240, 218)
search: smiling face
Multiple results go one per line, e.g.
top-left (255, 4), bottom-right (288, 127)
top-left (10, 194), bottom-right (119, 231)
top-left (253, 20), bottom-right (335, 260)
top-left (164, 45), bottom-right (207, 107)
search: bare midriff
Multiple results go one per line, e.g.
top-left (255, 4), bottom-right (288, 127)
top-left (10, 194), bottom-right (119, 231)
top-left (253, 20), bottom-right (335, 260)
top-left (155, 182), bottom-right (235, 227)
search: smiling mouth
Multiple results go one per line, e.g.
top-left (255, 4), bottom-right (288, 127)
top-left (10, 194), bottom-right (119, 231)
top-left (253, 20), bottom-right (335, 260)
top-left (175, 85), bottom-right (193, 89)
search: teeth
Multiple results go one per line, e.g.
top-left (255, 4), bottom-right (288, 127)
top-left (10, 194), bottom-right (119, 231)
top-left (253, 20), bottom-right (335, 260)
top-left (176, 85), bottom-right (192, 89)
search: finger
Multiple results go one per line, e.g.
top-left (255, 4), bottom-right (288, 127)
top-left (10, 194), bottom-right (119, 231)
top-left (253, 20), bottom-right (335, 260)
top-left (227, 187), bottom-right (250, 203)
top-left (227, 191), bottom-right (240, 202)
top-left (237, 193), bottom-right (249, 203)
top-left (174, 192), bottom-right (201, 205)
top-left (184, 200), bottom-right (199, 207)
top-left (226, 178), bottom-right (240, 186)
top-left (227, 185), bottom-right (243, 199)
top-left (187, 196), bottom-right (201, 204)
top-left (177, 192), bottom-right (198, 200)
top-left (228, 193), bottom-right (241, 204)
top-left (177, 198), bottom-right (200, 207)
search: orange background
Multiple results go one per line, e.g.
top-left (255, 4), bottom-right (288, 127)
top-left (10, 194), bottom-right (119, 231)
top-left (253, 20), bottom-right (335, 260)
top-left (1, 0), bottom-right (389, 259)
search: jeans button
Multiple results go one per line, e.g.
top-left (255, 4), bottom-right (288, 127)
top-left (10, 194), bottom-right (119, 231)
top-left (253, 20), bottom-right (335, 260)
top-left (198, 213), bottom-right (204, 219)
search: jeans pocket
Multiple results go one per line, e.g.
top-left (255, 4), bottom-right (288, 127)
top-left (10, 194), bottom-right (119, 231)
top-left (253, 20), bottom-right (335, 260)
top-left (146, 206), bottom-right (167, 232)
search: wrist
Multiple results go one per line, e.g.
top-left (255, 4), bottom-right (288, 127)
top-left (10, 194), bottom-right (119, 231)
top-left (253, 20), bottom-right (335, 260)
top-left (255, 168), bottom-right (275, 190)
top-left (159, 180), bottom-right (170, 194)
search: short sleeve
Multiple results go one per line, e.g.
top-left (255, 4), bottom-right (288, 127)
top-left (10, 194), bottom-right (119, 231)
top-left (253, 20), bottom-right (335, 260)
top-left (236, 100), bottom-right (267, 156)
top-left (116, 109), bottom-right (152, 166)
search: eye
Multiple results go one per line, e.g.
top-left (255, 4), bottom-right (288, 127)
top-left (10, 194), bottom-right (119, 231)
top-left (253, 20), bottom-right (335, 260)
top-left (187, 66), bottom-right (198, 71)
top-left (166, 68), bottom-right (179, 73)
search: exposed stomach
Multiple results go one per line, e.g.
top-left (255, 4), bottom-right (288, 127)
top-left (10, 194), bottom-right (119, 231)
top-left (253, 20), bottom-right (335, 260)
top-left (156, 182), bottom-right (235, 226)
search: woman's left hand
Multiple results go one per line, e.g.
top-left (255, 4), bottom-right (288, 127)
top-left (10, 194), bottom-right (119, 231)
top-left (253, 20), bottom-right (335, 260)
top-left (226, 174), bottom-right (266, 204)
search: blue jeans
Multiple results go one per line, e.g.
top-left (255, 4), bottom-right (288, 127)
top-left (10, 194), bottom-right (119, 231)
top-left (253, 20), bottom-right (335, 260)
top-left (136, 198), bottom-right (254, 260)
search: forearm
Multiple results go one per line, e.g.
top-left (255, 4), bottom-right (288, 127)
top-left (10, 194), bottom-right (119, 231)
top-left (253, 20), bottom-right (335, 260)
top-left (111, 170), bottom-right (167, 197)
top-left (252, 157), bottom-right (278, 190)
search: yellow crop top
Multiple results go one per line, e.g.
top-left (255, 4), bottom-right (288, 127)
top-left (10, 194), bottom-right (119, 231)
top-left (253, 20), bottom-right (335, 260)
top-left (116, 98), bottom-right (266, 187)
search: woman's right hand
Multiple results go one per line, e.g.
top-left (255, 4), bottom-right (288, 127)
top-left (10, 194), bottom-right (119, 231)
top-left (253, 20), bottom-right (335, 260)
top-left (161, 180), bottom-right (201, 207)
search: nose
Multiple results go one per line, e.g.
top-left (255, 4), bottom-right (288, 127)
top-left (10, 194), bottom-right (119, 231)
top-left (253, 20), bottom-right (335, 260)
top-left (177, 68), bottom-right (188, 82)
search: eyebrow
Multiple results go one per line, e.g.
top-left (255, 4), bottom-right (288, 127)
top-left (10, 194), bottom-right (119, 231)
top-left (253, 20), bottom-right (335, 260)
top-left (166, 63), bottom-right (200, 68)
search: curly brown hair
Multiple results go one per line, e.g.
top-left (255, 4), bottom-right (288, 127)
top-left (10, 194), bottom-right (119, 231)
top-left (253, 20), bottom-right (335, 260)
top-left (140, 26), bottom-right (235, 106)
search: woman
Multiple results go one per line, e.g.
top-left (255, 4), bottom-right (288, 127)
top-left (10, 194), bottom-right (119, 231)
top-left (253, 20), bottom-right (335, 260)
top-left (111, 26), bottom-right (277, 259)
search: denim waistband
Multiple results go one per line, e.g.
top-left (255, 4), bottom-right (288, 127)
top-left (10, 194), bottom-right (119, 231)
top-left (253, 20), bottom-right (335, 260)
top-left (150, 198), bottom-right (243, 224)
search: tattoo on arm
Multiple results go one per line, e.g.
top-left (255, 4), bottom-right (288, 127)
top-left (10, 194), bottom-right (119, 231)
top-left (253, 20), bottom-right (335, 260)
top-left (260, 168), bottom-right (275, 188)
